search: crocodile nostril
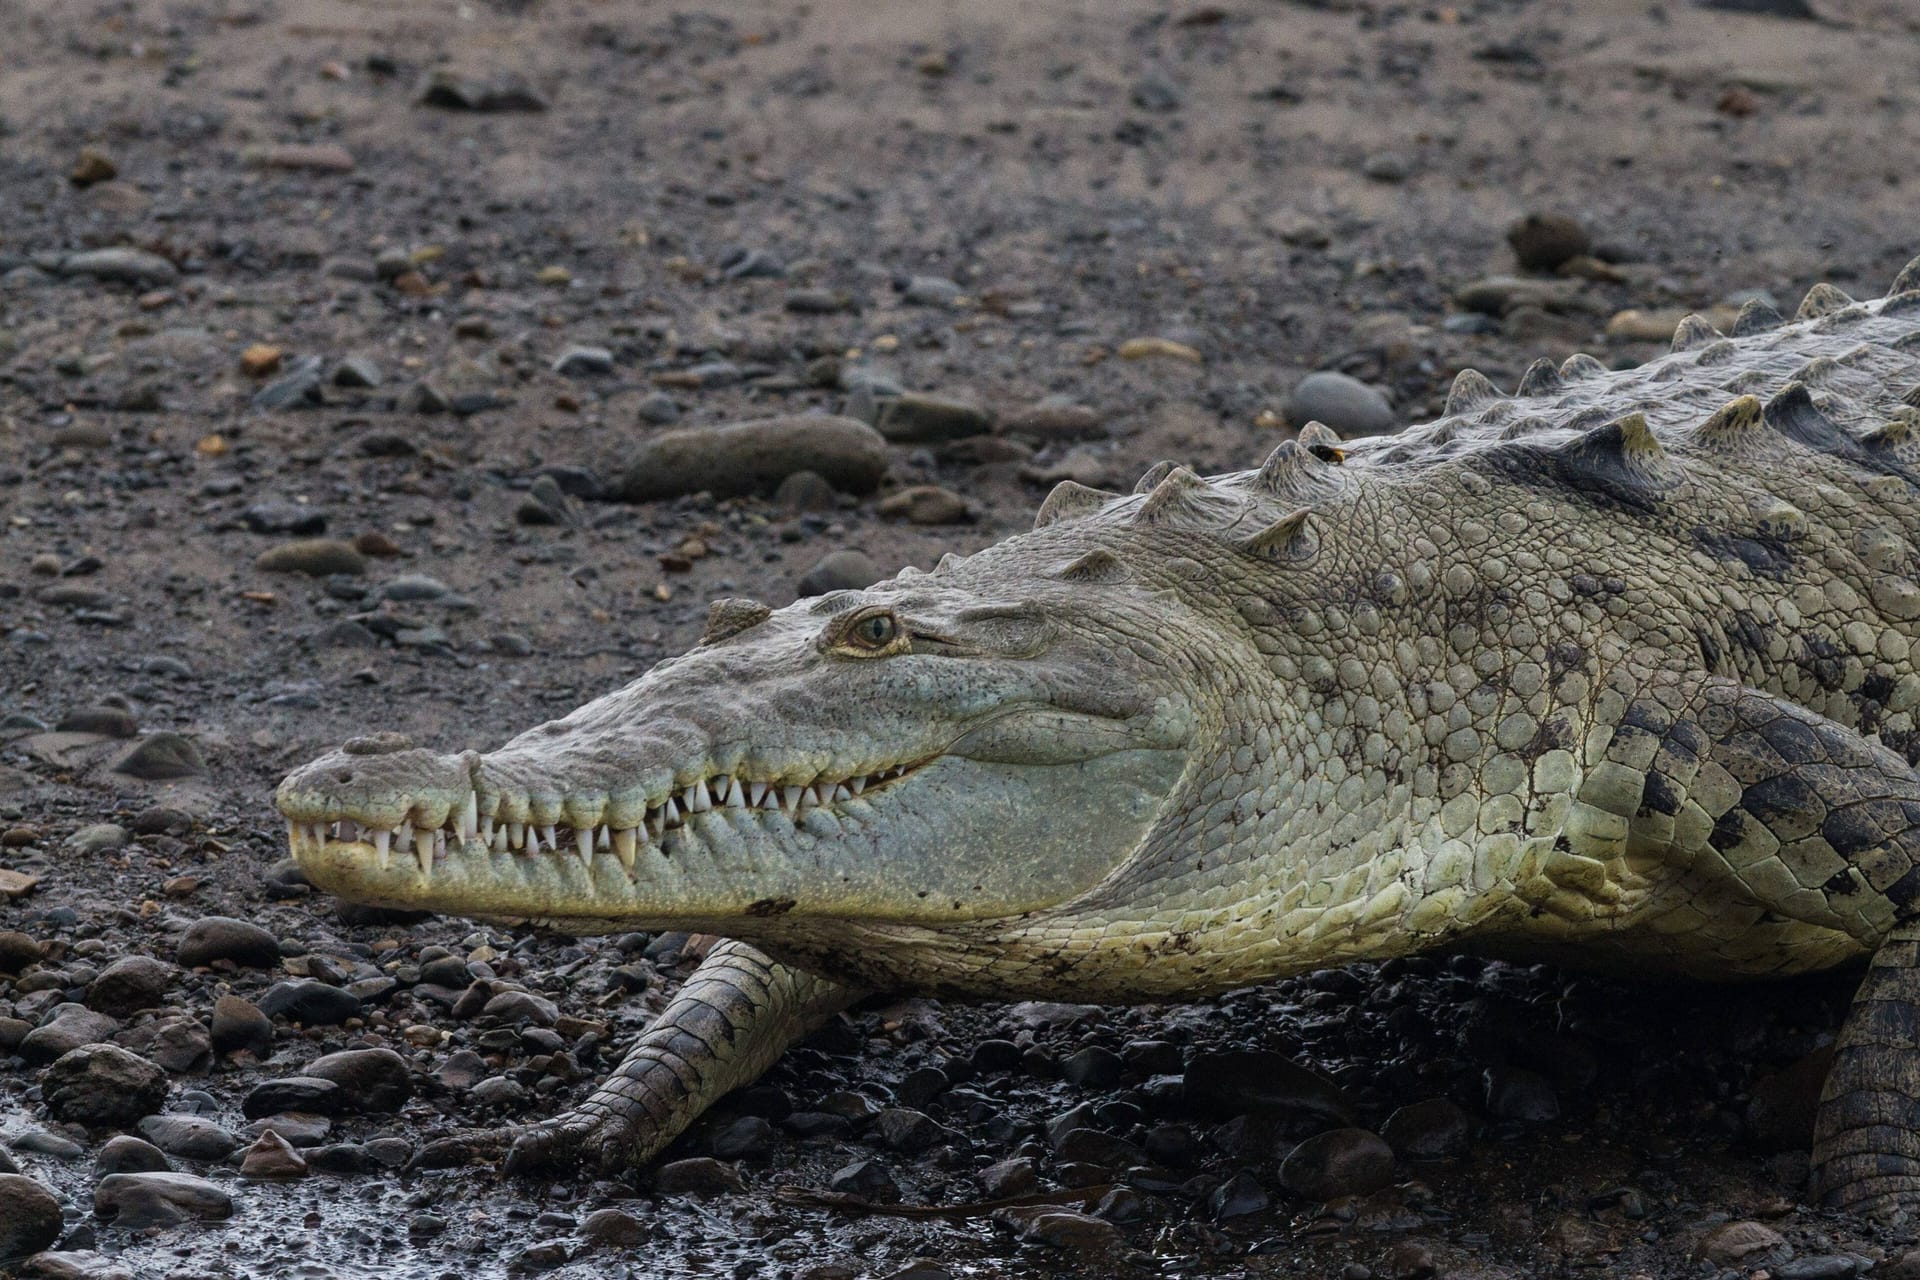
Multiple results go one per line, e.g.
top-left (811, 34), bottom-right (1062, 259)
top-left (337, 771), bottom-right (355, 784)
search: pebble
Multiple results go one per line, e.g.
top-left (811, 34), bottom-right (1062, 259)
top-left (93, 1171), bottom-right (233, 1227)
top-left (332, 355), bottom-right (382, 388)
top-left (0, 931), bottom-right (43, 973)
top-left (1362, 152), bottom-right (1412, 182)
top-left (614, 416), bottom-right (889, 501)
top-left (241, 142), bottom-right (356, 173)
top-left (1208, 1168), bottom-right (1271, 1219)
top-left (797, 549), bottom-right (883, 596)
top-left (636, 391), bottom-right (680, 424)
top-left (580, 1207), bottom-right (649, 1246)
top-left (993, 1206), bottom-right (1122, 1250)
top-left (710, 1116), bottom-right (776, 1160)
top-left (303, 1047), bottom-right (412, 1112)
top-left (243, 501), bottom-right (328, 535)
top-left (418, 70), bottom-right (549, 112)
top-left (255, 539), bottom-right (366, 577)
top-left (178, 918), bottom-right (281, 969)
top-left (1693, 1220), bottom-right (1787, 1266)
top-left (69, 147), bottom-right (117, 186)
top-left (1000, 398), bottom-right (1105, 441)
top-left (1116, 336), bottom-right (1202, 363)
top-left (256, 980), bottom-right (363, 1025)
top-left (483, 989), bottom-right (560, 1025)
top-left (774, 470), bottom-right (840, 513)
top-left (654, 1157), bottom-right (744, 1196)
top-left (62, 248), bottom-right (178, 287)
top-left (1284, 371), bottom-right (1395, 437)
top-left (137, 1114), bottom-right (239, 1160)
top-left (13, 1130), bottom-right (85, 1159)
top-left (1131, 71), bottom-right (1185, 112)
top-left (1483, 1065), bottom-right (1559, 1122)
top-left (85, 955), bottom-right (175, 1016)
top-left (827, 1158), bottom-right (898, 1199)
top-left (252, 355), bottom-right (326, 410)
top-left (56, 707), bottom-right (137, 737)
top-left (96, 1134), bottom-right (171, 1174)
top-left (552, 346), bottom-right (615, 377)
top-left (877, 485), bottom-right (970, 525)
top-left (784, 287), bottom-right (846, 314)
top-left (1452, 275), bottom-right (1583, 316)
top-left (380, 573), bottom-right (449, 602)
top-left (1182, 1049), bottom-right (1352, 1123)
top-left (1278, 1127), bottom-right (1396, 1200)
top-left (1385, 1242), bottom-right (1437, 1280)
top-left (44, 1043), bottom-right (168, 1125)
top-left (240, 1129), bottom-right (309, 1178)
top-left (1059, 1045), bottom-right (1125, 1088)
top-left (900, 275), bottom-right (962, 307)
top-left (247, 1113), bottom-right (332, 1146)
top-left (874, 1107), bottom-right (947, 1153)
top-left (1606, 305), bottom-right (1738, 343)
top-left (720, 247), bottom-right (785, 279)
top-left (1380, 1097), bottom-right (1472, 1159)
top-left (241, 1074), bottom-right (343, 1113)
top-left (21, 1005), bottom-right (123, 1062)
top-left (875, 392), bottom-right (992, 443)
top-left (1506, 212), bottom-right (1592, 272)
top-left (111, 734), bottom-right (206, 781)
top-left (66, 823), bottom-right (130, 854)
top-left (0, 1174), bottom-right (64, 1259)
top-left (977, 1156), bottom-right (1039, 1197)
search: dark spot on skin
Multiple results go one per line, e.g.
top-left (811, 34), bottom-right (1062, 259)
top-left (1547, 643), bottom-right (1586, 679)
top-left (1476, 438), bottom-right (1664, 516)
top-left (1552, 834), bottom-right (1574, 853)
top-left (1709, 808), bottom-right (1752, 854)
top-left (1883, 727), bottom-right (1920, 768)
top-left (1863, 672), bottom-right (1897, 705)
top-left (1522, 714), bottom-right (1576, 762)
top-left (1888, 865), bottom-right (1920, 910)
top-left (1622, 701), bottom-right (1671, 736)
top-left (1690, 527), bottom-right (1796, 580)
top-left (1724, 611), bottom-right (1773, 661)
top-left (1740, 775), bottom-right (1820, 826)
top-left (1824, 869), bottom-right (1860, 896)
top-left (1824, 806), bottom-right (1888, 860)
top-left (745, 897), bottom-right (797, 917)
top-left (1638, 771), bottom-right (1681, 817)
top-left (1759, 716), bottom-right (1827, 766)
top-left (1695, 628), bottom-right (1725, 674)
top-left (1665, 718), bottom-right (1707, 762)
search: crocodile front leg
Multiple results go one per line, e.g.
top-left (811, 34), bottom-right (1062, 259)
top-left (505, 939), bottom-right (865, 1177)
top-left (1813, 923), bottom-right (1920, 1214)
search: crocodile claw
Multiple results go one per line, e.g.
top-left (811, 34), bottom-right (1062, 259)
top-left (408, 1126), bottom-right (516, 1172)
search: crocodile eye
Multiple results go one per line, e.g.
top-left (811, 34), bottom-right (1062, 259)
top-left (849, 611), bottom-right (899, 650)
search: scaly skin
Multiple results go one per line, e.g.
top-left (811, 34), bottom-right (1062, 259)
top-left (280, 259), bottom-right (1920, 1212)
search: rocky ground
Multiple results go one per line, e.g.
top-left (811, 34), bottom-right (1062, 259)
top-left (5, 0), bottom-right (1920, 1276)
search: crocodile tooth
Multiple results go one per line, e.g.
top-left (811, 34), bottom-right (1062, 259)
top-left (396, 822), bottom-right (414, 857)
top-left (690, 778), bottom-right (712, 812)
top-left (712, 775), bottom-right (731, 802)
top-left (526, 825), bottom-right (541, 854)
top-left (575, 826), bottom-right (594, 866)
top-left (507, 822), bottom-right (525, 851)
top-left (782, 785), bottom-right (803, 812)
top-left (491, 825), bottom-right (508, 853)
top-left (848, 776), bottom-right (865, 796)
top-left (724, 782), bottom-right (745, 809)
top-left (645, 812), bottom-right (663, 840)
top-left (373, 829), bottom-right (391, 862)
top-left (832, 783), bottom-right (852, 802)
top-left (596, 825), bottom-right (610, 850)
top-left (540, 824), bottom-right (558, 851)
top-left (415, 838), bottom-right (432, 877)
top-left (480, 816), bottom-right (495, 846)
top-left (612, 827), bottom-right (637, 871)
top-left (748, 780), bottom-right (768, 807)
top-left (663, 797), bottom-right (680, 825)
top-left (460, 791), bottom-right (478, 840)
top-left (286, 820), bottom-right (299, 846)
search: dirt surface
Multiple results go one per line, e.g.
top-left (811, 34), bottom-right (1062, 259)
top-left (6, 0), bottom-right (1920, 1276)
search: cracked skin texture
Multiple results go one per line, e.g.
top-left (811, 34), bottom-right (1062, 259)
top-left (279, 261), bottom-right (1920, 1212)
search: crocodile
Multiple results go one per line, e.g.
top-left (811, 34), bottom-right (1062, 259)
top-left (277, 257), bottom-right (1920, 1214)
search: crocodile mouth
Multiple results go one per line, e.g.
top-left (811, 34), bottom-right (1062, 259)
top-left (284, 758), bottom-right (931, 880)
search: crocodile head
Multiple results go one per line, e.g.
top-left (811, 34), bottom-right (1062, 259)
top-left (276, 541), bottom-right (1201, 965)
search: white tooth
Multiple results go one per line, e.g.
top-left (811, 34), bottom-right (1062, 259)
top-left (613, 827), bottom-right (637, 871)
top-left (460, 791), bottom-right (478, 840)
top-left (396, 823), bottom-right (414, 856)
top-left (373, 829), bottom-right (391, 861)
top-left (781, 785), bottom-right (802, 811)
top-left (540, 824), bottom-right (558, 850)
top-left (832, 783), bottom-right (852, 802)
top-left (848, 776), bottom-right (866, 796)
top-left (480, 816), bottom-right (496, 845)
top-left (574, 827), bottom-right (594, 866)
top-left (748, 780), bottom-right (768, 807)
top-left (508, 822), bottom-right (525, 851)
top-left (712, 775), bottom-right (731, 802)
top-left (596, 825), bottom-right (610, 850)
top-left (724, 782), bottom-right (745, 809)
top-left (663, 797), bottom-right (680, 826)
top-left (492, 825), bottom-right (509, 852)
top-left (691, 778), bottom-right (712, 812)
top-left (527, 826), bottom-right (542, 854)
top-left (415, 839), bottom-right (432, 876)
top-left (645, 812), bottom-right (662, 840)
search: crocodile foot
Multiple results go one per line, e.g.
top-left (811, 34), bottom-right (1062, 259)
top-left (409, 1126), bottom-right (516, 1171)
top-left (1813, 922), bottom-right (1920, 1219)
